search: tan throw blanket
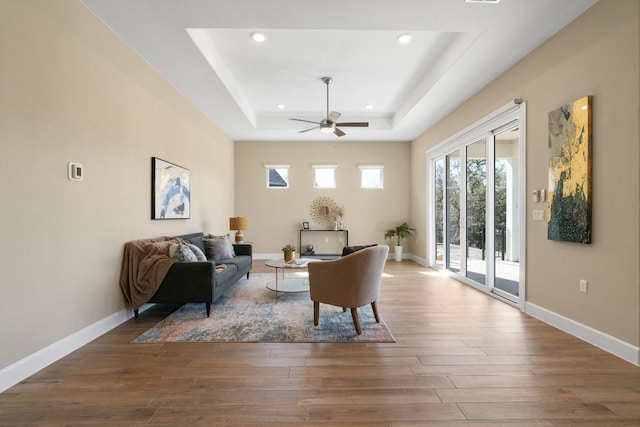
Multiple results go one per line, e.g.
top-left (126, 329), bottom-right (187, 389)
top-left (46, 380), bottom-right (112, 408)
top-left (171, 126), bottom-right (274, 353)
top-left (119, 236), bottom-right (184, 310)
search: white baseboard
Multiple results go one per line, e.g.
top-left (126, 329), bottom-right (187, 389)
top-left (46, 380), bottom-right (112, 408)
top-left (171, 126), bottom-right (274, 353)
top-left (254, 253), bottom-right (281, 260)
top-left (526, 302), bottom-right (640, 366)
top-left (406, 253), bottom-right (428, 266)
top-left (0, 304), bottom-right (153, 393)
top-left (256, 252), bottom-right (426, 263)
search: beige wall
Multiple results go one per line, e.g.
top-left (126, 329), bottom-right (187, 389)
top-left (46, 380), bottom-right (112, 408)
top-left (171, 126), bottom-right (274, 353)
top-left (0, 1), bottom-right (235, 369)
top-left (411, 0), bottom-right (640, 346)
top-left (235, 141), bottom-right (411, 255)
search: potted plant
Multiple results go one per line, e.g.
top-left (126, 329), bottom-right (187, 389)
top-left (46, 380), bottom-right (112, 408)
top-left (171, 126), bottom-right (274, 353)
top-left (281, 244), bottom-right (296, 262)
top-left (384, 222), bottom-right (416, 261)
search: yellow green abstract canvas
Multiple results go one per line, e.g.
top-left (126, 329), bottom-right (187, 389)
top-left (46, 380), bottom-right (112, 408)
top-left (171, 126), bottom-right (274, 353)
top-left (547, 96), bottom-right (592, 243)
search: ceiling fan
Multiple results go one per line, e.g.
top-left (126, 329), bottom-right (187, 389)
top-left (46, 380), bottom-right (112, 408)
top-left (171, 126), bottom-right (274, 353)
top-left (290, 77), bottom-right (369, 137)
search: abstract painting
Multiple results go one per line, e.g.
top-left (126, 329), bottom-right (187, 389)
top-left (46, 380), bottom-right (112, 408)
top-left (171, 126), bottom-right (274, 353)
top-left (152, 157), bottom-right (190, 219)
top-left (547, 96), bottom-right (592, 243)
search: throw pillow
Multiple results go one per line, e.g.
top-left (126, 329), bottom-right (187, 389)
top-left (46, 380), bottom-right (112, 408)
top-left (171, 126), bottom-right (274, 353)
top-left (170, 243), bottom-right (199, 262)
top-left (186, 243), bottom-right (207, 262)
top-left (341, 243), bottom-right (378, 256)
top-left (203, 235), bottom-right (235, 260)
top-left (211, 234), bottom-right (236, 258)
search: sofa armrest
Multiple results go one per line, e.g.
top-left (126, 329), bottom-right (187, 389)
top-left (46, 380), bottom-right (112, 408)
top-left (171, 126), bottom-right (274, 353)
top-left (165, 261), bottom-right (215, 280)
top-left (233, 243), bottom-right (252, 257)
top-left (155, 261), bottom-right (215, 301)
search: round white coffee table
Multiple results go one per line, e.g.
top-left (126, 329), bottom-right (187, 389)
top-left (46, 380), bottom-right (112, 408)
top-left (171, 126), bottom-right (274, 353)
top-left (264, 258), bottom-right (311, 294)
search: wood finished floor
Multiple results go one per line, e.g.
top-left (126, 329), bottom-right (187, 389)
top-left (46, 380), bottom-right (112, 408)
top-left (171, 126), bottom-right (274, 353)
top-left (1, 261), bottom-right (639, 426)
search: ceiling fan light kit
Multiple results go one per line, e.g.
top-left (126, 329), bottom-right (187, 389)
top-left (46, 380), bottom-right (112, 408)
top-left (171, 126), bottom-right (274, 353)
top-left (290, 76), bottom-right (369, 137)
top-left (320, 126), bottom-right (334, 134)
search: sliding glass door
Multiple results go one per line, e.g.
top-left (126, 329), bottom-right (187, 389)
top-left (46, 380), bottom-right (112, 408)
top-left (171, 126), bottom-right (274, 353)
top-left (493, 126), bottom-right (520, 299)
top-left (466, 139), bottom-right (487, 285)
top-left (446, 151), bottom-right (461, 273)
top-left (428, 101), bottom-right (525, 306)
top-left (434, 158), bottom-right (445, 268)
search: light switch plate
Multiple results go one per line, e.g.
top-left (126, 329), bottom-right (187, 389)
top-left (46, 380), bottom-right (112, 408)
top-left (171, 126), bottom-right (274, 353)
top-left (580, 279), bottom-right (588, 293)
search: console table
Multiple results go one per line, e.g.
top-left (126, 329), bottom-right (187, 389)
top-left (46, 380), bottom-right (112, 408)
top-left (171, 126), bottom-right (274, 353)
top-left (299, 229), bottom-right (348, 259)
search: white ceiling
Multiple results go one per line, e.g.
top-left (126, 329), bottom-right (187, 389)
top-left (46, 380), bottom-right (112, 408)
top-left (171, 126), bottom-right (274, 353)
top-left (80, 0), bottom-right (597, 142)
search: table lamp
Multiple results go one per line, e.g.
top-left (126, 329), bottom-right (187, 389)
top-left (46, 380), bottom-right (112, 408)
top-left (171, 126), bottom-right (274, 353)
top-left (229, 216), bottom-right (249, 243)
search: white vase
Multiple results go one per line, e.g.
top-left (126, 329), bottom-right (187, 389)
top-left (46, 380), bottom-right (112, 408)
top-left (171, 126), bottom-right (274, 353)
top-left (394, 245), bottom-right (403, 261)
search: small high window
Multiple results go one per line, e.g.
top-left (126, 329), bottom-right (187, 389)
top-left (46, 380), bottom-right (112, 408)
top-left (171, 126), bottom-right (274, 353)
top-left (312, 165), bottom-right (337, 189)
top-left (359, 165), bottom-right (384, 189)
top-left (265, 164), bottom-right (289, 188)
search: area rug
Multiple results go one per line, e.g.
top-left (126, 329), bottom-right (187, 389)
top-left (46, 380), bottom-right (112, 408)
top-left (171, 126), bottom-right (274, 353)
top-left (133, 273), bottom-right (395, 343)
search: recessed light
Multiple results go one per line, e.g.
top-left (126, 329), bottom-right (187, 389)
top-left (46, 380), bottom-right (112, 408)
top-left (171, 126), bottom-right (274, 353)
top-left (250, 31), bottom-right (266, 42)
top-left (365, 105), bottom-right (374, 110)
top-left (396, 33), bottom-right (413, 44)
top-left (276, 104), bottom-right (285, 109)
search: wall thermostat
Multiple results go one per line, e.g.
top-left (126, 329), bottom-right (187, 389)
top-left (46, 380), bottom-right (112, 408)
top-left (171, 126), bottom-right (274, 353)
top-left (68, 162), bottom-right (83, 181)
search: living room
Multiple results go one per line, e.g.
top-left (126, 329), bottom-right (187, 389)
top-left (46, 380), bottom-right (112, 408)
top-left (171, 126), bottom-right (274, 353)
top-left (1, 0), bottom-right (638, 408)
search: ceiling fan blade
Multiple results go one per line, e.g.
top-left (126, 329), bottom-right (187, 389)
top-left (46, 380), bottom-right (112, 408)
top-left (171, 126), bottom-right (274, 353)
top-left (334, 127), bottom-right (346, 137)
top-left (335, 122), bottom-right (369, 127)
top-left (327, 111), bottom-right (341, 124)
top-left (290, 118), bottom-right (322, 125)
top-left (298, 126), bottom-right (320, 133)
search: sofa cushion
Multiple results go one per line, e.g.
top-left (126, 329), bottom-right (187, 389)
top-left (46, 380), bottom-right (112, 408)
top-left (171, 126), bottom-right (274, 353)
top-left (341, 243), bottom-right (378, 256)
top-left (214, 263), bottom-right (238, 285)
top-left (203, 235), bottom-right (235, 260)
top-left (218, 255), bottom-right (252, 272)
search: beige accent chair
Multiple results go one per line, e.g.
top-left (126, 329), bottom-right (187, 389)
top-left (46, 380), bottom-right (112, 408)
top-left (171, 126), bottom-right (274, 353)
top-left (307, 245), bottom-right (389, 335)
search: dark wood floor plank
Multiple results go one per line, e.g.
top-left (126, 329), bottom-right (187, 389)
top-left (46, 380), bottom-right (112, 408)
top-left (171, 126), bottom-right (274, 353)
top-left (298, 388), bottom-right (442, 405)
top-left (307, 402), bottom-right (466, 422)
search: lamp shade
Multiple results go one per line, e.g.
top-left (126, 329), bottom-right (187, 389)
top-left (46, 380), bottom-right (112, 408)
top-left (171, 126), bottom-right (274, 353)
top-left (229, 216), bottom-right (249, 231)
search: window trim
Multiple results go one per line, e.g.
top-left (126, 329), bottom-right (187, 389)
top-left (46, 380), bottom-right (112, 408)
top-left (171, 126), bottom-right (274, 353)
top-left (265, 164), bottom-right (290, 189)
top-left (312, 164), bottom-right (337, 189)
top-left (358, 165), bottom-right (384, 189)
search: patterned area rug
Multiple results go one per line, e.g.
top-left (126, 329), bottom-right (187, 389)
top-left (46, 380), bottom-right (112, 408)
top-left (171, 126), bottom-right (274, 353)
top-left (133, 273), bottom-right (395, 343)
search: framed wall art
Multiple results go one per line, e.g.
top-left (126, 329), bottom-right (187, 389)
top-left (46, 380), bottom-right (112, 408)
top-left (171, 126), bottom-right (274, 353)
top-left (152, 157), bottom-right (190, 219)
top-left (547, 95), bottom-right (592, 243)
